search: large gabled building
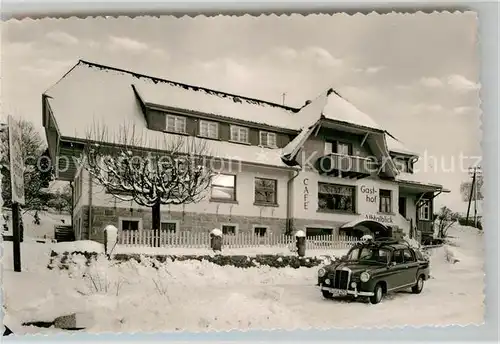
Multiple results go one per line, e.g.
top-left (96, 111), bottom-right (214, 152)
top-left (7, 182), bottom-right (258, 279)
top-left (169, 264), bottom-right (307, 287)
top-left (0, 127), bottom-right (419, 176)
top-left (42, 60), bottom-right (449, 243)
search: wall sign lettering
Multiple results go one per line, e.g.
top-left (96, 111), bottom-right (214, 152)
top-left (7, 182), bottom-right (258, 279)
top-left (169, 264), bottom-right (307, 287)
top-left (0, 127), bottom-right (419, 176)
top-left (303, 178), bottom-right (309, 210)
top-left (360, 185), bottom-right (377, 203)
top-left (365, 214), bottom-right (394, 224)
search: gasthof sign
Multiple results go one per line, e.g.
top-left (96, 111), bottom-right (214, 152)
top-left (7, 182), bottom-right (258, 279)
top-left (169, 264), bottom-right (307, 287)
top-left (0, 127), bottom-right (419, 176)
top-left (8, 116), bottom-right (25, 205)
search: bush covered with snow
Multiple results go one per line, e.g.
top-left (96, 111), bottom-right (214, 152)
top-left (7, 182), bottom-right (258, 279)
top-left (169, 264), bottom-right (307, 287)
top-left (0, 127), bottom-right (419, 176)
top-left (48, 251), bottom-right (330, 270)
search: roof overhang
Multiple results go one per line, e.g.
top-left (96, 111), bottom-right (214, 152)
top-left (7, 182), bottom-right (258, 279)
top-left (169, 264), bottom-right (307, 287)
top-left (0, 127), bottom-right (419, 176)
top-left (398, 180), bottom-right (450, 194)
top-left (340, 218), bottom-right (390, 233)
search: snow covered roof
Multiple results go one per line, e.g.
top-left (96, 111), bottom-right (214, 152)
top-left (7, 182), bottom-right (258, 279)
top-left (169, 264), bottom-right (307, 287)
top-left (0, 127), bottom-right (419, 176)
top-left (43, 61), bottom-right (294, 169)
top-left (396, 172), bottom-right (449, 192)
top-left (133, 82), bottom-right (304, 130)
top-left (385, 133), bottom-right (419, 156)
top-left (321, 89), bottom-right (382, 130)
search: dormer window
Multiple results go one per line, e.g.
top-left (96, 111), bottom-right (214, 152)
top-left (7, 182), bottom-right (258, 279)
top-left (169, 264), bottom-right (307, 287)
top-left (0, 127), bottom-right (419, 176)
top-left (259, 131), bottom-right (277, 148)
top-left (199, 120), bottom-right (218, 139)
top-left (394, 158), bottom-right (409, 173)
top-left (166, 114), bottom-right (186, 133)
top-left (230, 125), bottom-right (249, 143)
top-left (324, 140), bottom-right (352, 156)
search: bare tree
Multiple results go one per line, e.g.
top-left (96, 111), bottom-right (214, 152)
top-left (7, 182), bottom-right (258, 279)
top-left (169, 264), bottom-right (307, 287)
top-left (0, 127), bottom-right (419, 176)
top-left (48, 184), bottom-right (73, 214)
top-left (1, 118), bottom-right (54, 213)
top-left (81, 123), bottom-right (216, 246)
top-left (433, 206), bottom-right (460, 239)
top-left (460, 175), bottom-right (483, 202)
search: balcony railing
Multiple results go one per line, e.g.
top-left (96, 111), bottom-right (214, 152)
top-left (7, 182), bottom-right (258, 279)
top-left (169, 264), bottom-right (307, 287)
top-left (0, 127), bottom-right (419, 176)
top-left (315, 153), bottom-right (379, 179)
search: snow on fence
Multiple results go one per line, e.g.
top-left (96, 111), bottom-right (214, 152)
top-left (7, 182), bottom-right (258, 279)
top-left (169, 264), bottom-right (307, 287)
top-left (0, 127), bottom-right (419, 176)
top-left (118, 230), bottom-right (361, 250)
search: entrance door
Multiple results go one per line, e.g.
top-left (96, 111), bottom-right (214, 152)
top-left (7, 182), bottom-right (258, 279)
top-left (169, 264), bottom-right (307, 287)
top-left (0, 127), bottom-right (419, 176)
top-left (398, 197), bottom-right (407, 217)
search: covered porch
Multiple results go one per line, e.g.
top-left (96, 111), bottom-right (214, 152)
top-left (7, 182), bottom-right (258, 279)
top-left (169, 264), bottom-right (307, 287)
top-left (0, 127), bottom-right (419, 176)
top-left (339, 217), bottom-right (394, 240)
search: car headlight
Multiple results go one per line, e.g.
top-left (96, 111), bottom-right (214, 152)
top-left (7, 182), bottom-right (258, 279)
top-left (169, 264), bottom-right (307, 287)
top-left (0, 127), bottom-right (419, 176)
top-left (318, 268), bottom-right (326, 277)
top-left (360, 271), bottom-right (370, 282)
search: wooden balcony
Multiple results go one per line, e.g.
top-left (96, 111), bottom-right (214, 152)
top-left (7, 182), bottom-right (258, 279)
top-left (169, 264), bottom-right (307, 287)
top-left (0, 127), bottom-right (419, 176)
top-left (417, 221), bottom-right (434, 234)
top-left (315, 153), bottom-right (378, 179)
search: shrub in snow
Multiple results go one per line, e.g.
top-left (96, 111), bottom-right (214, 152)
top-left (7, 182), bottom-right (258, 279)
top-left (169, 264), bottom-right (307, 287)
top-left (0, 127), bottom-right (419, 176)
top-left (48, 252), bottom-right (325, 270)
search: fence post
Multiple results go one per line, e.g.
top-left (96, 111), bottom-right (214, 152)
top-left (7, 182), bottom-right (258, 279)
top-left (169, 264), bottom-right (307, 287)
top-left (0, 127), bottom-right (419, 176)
top-left (295, 230), bottom-right (306, 257)
top-left (210, 228), bottom-right (223, 252)
top-left (103, 225), bottom-right (118, 258)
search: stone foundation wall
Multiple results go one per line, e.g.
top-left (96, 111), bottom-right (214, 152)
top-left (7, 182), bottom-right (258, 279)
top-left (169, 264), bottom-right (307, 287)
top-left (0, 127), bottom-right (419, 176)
top-left (289, 218), bottom-right (345, 236)
top-left (83, 205), bottom-right (287, 243)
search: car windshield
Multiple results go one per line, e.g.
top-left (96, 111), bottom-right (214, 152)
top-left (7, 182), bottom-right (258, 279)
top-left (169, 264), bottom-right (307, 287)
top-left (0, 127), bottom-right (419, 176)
top-left (346, 247), bottom-right (390, 264)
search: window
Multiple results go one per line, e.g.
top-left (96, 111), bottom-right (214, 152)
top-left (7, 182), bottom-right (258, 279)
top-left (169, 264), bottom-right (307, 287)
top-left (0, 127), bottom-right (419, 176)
top-left (403, 249), bottom-right (416, 263)
top-left (161, 221), bottom-right (178, 233)
top-left (393, 250), bottom-right (404, 264)
top-left (324, 141), bottom-right (334, 155)
top-left (317, 183), bottom-right (355, 213)
top-left (394, 158), bottom-right (409, 173)
top-left (230, 125), bottom-right (249, 143)
top-left (254, 178), bottom-right (277, 205)
top-left (254, 226), bottom-right (268, 237)
top-left (379, 189), bottom-right (392, 213)
top-left (259, 131), bottom-right (277, 148)
top-left (419, 200), bottom-right (430, 220)
top-left (199, 120), bottom-right (218, 139)
top-left (121, 219), bottom-right (140, 231)
top-left (324, 141), bottom-right (352, 155)
top-left (210, 174), bottom-right (236, 201)
top-left (222, 224), bottom-right (237, 235)
top-left (337, 142), bottom-right (351, 156)
top-left (166, 115), bottom-right (186, 133)
top-left (348, 248), bottom-right (390, 264)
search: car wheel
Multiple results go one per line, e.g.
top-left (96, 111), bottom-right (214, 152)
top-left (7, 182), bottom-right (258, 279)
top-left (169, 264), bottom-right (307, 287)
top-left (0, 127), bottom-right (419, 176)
top-left (412, 275), bottom-right (425, 294)
top-left (370, 284), bottom-right (384, 304)
top-left (322, 290), bottom-right (333, 299)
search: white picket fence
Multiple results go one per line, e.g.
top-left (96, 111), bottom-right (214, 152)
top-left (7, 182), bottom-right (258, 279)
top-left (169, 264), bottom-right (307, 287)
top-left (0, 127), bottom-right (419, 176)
top-left (118, 230), bottom-right (361, 250)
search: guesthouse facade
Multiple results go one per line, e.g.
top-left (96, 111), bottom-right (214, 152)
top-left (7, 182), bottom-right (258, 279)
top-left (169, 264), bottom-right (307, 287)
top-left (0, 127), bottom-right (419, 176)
top-left (42, 60), bottom-right (449, 244)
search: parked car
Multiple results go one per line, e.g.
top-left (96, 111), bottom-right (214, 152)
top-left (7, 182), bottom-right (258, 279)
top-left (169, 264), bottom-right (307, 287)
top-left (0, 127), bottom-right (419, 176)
top-left (317, 237), bottom-right (430, 304)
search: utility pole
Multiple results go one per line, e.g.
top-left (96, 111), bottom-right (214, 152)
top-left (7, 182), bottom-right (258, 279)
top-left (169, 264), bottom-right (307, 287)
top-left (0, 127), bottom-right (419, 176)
top-left (281, 92), bottom-right (287, 106)
top-left (466, 166), bottom-right (481, 227)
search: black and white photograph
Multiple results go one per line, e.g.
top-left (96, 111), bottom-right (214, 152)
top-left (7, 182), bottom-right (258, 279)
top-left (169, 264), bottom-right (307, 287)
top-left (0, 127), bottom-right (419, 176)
top-left (1, 12), bottom-right (483, 334)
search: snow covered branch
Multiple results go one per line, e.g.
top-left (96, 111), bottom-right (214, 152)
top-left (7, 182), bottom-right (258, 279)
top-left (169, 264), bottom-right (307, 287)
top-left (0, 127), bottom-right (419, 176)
top-left (82, 122), bottom-right (215, 208)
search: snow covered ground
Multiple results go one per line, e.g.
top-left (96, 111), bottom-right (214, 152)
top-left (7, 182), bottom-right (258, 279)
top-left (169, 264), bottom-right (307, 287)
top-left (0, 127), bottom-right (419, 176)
top-left (2, 224), bottom-right (484, 334)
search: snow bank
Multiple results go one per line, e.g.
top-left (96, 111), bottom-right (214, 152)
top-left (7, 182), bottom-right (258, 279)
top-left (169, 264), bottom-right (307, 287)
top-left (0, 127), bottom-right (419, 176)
top-left (113, 245), bottom-right (347, 258)
top-left (2, 223), bottom-right (484, 332)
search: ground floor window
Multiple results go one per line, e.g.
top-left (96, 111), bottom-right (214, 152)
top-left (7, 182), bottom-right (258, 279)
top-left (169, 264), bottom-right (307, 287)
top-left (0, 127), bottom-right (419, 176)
top-left (379, 189), bottom-right (392, 213)
top-left (306, 227), bottom-right (333, 237)
top-left (161, 221), bottom-right (178, 233)
top-left (120, 218), bottom-right (141, 231)
top-left (222, 224), bottom-right (237, 235)
top-left (317, 183), bottom-right (355, 213)
top-left (253, 226), bottom-right (268, 236)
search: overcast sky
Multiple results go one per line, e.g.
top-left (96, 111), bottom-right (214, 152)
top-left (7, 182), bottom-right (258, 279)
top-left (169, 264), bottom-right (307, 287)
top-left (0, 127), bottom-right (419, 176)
top-left (1, 13), bottom-right (481, 212)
